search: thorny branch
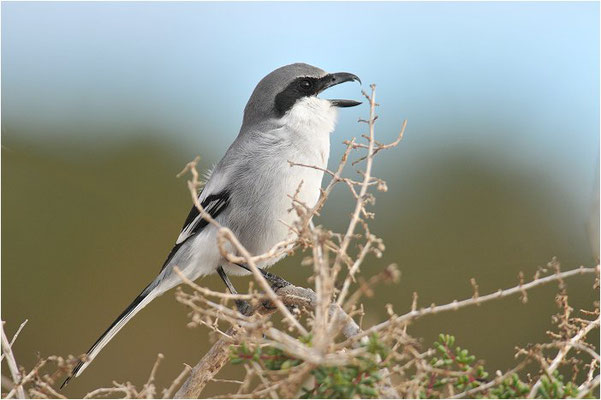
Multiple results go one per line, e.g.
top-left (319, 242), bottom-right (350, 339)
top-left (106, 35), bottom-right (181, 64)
top-left (346, 265), bottom-right (599, 346)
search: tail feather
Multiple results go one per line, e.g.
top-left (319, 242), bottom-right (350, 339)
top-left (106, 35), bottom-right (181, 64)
top-left (61, 282), bottom-right (159, 389)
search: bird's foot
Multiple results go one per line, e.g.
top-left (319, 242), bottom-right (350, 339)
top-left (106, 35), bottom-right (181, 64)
top-left (235, 299), bottom-right (253, 316)
top-left (260, 270), bottom-right (291, 291)
top-left (234, 263), bottom-right (291, 291)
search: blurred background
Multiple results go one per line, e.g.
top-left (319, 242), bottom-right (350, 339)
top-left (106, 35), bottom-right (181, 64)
top-left (2, 2), bottom-right (599, 397)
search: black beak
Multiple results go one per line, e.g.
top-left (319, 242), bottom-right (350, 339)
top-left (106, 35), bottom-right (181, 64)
top-left (318, 72), bottom-right (362, 108)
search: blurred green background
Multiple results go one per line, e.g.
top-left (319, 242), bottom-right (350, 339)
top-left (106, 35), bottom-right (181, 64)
top-left (2, 2), bottom-right (599, 398)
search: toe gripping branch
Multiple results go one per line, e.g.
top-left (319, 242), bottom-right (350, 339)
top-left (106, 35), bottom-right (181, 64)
top-left (219, 264), bottom-right (293, 315)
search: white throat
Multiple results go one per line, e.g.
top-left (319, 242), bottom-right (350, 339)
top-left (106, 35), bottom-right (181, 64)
top-left (280, 96), bottom-right (338, 136)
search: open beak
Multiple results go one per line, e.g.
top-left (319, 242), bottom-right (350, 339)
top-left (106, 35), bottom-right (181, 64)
top-left (318, 72), bottom-right (362, 108)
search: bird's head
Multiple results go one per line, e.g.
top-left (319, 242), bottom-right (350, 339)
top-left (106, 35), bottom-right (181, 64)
top-left (243, 63), bottom-right (361, 128)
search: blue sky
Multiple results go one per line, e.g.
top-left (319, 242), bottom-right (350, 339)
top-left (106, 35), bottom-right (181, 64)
top-left (2, 1), bottom-right (599, 208)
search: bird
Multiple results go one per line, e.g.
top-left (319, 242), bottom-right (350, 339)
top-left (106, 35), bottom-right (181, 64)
top-left (61, 63), bottom-right (361, 388)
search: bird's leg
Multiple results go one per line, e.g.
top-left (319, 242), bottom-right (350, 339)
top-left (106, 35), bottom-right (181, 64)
top-left (234, 263), bottom-right (291, 291)
top-left (234, 263), bottom-right (295, 311)
top-left (217, 266), bottom-right (251, 315)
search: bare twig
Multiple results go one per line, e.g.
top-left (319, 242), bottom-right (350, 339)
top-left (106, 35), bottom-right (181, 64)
top-left (528, 316), bottom-right (600, 398)
top-left (348, 266), bottom-right (599, 344)
top-left (162, 365), bottom-right (192, 399)
top-left (1, 321), bottom-right (26, 399)
top-left (577, 374), bottom-right (600, 398)
top-left (0, 320), bottom-right (27, 363)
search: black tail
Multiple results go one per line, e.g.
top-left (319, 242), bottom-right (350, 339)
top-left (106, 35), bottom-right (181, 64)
top-left (61, 282), bottom-right (157, 389)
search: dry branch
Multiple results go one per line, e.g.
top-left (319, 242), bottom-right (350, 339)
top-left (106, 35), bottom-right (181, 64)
top-left (348, 265), bottom-right (599, 345)
top-left (174, 279), bottom-right (400, 398)
top-left (528, 316), bottom-right (600, 398)
top-left (1, 321), bottom-right (26, 399)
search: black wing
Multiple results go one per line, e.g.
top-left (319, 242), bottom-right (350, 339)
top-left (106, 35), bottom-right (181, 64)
top-left (160, 190), bottom-right (230, 270)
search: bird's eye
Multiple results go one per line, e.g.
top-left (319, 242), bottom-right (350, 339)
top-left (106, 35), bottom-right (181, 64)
top-left (299, 79), bottom-right (313, 90)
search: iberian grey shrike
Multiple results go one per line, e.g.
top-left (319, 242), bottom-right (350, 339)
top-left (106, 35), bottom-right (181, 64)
top-left (62, 63), bottom-right (361, 387)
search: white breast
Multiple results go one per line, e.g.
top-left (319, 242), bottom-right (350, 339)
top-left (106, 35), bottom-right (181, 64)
top-left (222, 96), bottom-right (339, 269)
top-left (274, 97), bottom-right (337, 236)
